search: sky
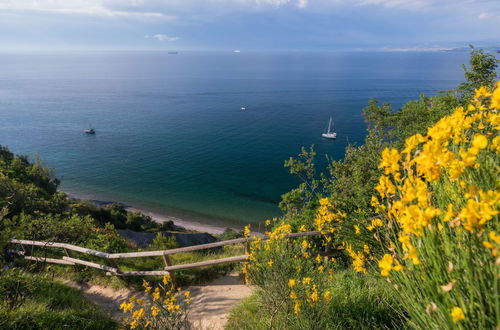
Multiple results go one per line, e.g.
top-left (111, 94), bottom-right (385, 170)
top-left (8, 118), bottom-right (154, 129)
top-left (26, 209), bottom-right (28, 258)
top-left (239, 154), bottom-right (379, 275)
top-left (0, 0), bottom-right (499, 51)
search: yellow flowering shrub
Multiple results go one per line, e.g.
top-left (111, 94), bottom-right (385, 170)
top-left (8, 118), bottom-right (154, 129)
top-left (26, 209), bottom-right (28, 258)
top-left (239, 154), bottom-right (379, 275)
top-left (245, 219), bottom-right (336, 326)
top-left (119, 274), bottom-right (190, 329)
top-left (373, 82), bottom-right (500, 328)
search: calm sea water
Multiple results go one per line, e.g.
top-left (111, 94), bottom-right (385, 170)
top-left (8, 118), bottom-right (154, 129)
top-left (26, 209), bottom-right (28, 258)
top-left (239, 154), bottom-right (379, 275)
top-left (0, 51), bottom-right (469, 226)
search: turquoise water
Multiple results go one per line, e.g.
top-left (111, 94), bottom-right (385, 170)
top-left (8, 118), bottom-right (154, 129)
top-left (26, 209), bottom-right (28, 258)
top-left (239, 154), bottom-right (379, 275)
top-left (0, 51), bottom-right (469, 226)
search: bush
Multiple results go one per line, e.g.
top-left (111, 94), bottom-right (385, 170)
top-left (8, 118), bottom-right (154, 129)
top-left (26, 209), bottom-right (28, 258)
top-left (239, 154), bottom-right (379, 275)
top-left (372, 83), bottom-right (500, 328)
top-left (119, 274), bottom-right (190, 329)
top-left (244, 220), bottom-right (405, 329)
top-left (0, 269), bottom-right (117, 330)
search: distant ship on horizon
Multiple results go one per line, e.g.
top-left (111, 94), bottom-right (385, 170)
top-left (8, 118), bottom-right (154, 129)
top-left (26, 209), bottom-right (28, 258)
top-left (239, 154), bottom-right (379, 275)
top-left (233, 50), bottom-right (241, 53)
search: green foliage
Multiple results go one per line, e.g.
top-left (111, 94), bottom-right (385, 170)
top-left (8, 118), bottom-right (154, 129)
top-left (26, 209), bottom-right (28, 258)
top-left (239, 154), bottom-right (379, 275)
top-left (0, 269), bottom-right (117, 330)
top-left (149, 232), bottom-right (178, 251)
top-left (70, 201), bottom-right (158, 232)
top-left (240, 48), bottom-right (498, 329)
top-left (228, 271), bottom-right (405, 330)
top-left (280, 146), bottom-right (319, 214)
top-left (216, 227), bottom-right (243, 241)
top-left (459, 46), bottom-right (498, 99)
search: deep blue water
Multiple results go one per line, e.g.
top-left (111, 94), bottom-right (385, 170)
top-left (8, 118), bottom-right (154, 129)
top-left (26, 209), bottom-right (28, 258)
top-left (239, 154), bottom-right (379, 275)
top-left (0, 51), bottom-right (469, 226)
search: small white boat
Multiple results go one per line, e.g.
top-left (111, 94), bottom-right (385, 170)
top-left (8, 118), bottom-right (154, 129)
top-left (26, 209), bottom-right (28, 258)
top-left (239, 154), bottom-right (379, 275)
top-left (233, 50), bottom-right (241, 53)
top-left (84, 128), bottom-right (95, 134)
top-left (322, 117), bottom-right (337, 139)
top-left (241, 106), bottom-right (246, 111)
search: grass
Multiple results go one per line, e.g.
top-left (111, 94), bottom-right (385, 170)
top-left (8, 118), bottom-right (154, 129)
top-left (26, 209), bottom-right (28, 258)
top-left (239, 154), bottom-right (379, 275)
top-left (226, 270), bottom-right (407, 330)
top-left (0, 269), bottom-right (117, 330)
top-left (23, 243), bottom-right (245, 289)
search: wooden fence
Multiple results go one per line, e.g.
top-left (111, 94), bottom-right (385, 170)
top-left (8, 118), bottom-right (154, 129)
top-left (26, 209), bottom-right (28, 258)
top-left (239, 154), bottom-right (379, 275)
top-left (9, 230), bottom-right (329, 279)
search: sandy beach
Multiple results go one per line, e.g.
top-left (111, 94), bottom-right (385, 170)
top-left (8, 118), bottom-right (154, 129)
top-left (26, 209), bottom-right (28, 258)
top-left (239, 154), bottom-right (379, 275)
top-left (63, 190), bottom-right (245, 235)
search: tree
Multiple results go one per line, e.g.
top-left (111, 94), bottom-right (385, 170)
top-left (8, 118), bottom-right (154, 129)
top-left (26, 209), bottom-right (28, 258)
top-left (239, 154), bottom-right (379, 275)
top-left (459, 45), bottom-right (498, 99)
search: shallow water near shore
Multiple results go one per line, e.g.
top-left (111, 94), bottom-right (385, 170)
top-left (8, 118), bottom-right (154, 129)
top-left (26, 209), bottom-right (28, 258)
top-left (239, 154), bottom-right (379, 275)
top-left (0, 50), bottom-right (469, 225)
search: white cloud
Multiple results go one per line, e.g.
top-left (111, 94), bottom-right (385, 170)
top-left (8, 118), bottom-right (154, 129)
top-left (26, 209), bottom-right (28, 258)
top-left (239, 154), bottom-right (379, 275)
top-left (0, 0), bottom-right (173, 19)
top-left (297, 0), bottom-right (308, 8)
top-left (478, 12), bottom-right (490, 19)
top-left (145, 34), bottom-right (180, 42)
top-left (0, 0), bottom-right (498, 17)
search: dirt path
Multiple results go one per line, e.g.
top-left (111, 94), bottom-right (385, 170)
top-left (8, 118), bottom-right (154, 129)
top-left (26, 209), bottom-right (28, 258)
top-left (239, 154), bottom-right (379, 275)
top-left (59, 273), bottom-right (253, 329)
top-left (187, 273), bottom-right (254, 329)
top-left (59, 279), bottom-right (147, 320)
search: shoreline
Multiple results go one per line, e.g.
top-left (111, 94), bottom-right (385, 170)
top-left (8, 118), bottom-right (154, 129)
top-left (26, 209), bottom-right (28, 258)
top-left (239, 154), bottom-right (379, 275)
top-left (63, 190), bottom-right (244, 235)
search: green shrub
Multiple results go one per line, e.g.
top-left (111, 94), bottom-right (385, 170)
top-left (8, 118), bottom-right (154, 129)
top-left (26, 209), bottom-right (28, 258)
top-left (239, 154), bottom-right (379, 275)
top-left (0, 269), bottom-right (117, 330)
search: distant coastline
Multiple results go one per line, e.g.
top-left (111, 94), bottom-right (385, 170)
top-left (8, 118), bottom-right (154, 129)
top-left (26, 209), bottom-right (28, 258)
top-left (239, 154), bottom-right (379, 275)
top-left (63, 190), bottom-right (244, 235)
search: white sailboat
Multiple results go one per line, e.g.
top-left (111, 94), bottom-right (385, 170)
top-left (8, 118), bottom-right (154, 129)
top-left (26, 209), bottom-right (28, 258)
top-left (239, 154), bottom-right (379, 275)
top-left (322, 117), bottom-right (337, 139)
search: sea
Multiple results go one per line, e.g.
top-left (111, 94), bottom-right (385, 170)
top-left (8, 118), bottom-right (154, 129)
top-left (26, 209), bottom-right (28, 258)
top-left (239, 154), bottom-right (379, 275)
top-left (0, 50), bottom-right (470, 228)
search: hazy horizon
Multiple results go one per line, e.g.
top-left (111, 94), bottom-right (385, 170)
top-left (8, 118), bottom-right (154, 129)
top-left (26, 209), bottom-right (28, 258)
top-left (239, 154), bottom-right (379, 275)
top-left (0, 0), bottom-right (498, 52)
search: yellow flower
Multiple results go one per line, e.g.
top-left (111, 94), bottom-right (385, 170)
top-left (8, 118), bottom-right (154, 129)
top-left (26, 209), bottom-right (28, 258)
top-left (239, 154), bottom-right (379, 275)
top-left (150, 306), bottom-right (160, 316)
top-left (489, 231), bottom-right (500, 243)
top-left (184, 291), bottom-right (191, 304)
top-left (309, 285), bottom-right (319, 302)
top-left (120, 301), bottom-right (135, 314)
top-left (491, 81), bottom-right (500, 108)
top-left (294, 301), bottom-right (301, 315)
top-left (379, 148), bottom-right (401, 174)
top-left (375, 175), bottom-right (396, 198)
top-left (302, 277), bottom-right (312, 285)
top-left (267, 259), bottom-right (273, 267)
top-left (288, 279), bottom-right (296, 287)
top-left (451, 306), bottom-right (465, 322)
top-left (474, 86), bottom-right (492, 99)
top-left (323, 290), bottom-right (332, 301)
top-left (129, 319), bottom-right (138, 329)
top-left (152, 287), bottom-right (161, 301)
top-left (472, 134), bottom-right (488, 149)
top-left (299, 224), bottom-right (307, 231)
top-left (350, 250), bottom-right (367, 274)
top-left (290, 290), bottom-right (297, 299)
top-left (162, 274), bottom-right (171, 285)
top-left (243, 225), bottom-right (251, 238)
top-left (378, 254), bottom-right (403, 276)
top-left (265, 219), bottom-right (271, 225)
top-left (301, 240), bottom-right (311, 249)
top-left (143, 280), bottom-right (152, 293)
top-left (483, 241), bottom-right (494, 249)
top-left (132, 308), bottom-right (145, 320)
top-left (354, 225), bottom-right (360, 235)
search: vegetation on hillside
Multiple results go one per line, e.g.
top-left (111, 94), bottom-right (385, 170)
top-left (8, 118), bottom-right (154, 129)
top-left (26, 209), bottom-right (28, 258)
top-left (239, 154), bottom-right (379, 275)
top-left (0, 47), bottom-right (497, 329)
top-left (237, 48), bottom-right (499, 329)
top-left (0, 269), bottom-right (117, 330)
top-left (0, 140), bottom-right (243, 328)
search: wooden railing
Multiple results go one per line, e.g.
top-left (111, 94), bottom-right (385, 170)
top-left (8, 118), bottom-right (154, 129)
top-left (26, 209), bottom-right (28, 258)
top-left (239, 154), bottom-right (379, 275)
top-left (9, 230), bottom-right (329, 278)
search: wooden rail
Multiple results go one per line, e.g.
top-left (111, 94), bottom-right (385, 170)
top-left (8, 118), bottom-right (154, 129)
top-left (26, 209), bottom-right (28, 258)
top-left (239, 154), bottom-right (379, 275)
top-left (9, 230), bottom-right (329, 277)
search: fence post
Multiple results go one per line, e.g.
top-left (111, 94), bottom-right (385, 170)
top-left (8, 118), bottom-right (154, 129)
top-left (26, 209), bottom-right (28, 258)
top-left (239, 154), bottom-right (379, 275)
top-left (243, 239), bottom-right (251, 284)
top-left (162, 255), bottom-right (176, 286)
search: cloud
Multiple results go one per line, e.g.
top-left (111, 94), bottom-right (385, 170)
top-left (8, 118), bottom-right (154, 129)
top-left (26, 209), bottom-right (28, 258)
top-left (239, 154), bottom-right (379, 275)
top-left (145, 34), bottom-right (180, 42)
top-left (296, 0), bottom-right (308, 9)
top-left (1, 0), bottom-right (497, 16)
top-left (0, 0), bottom-right (173, 19)
top-left (478, 12), bottom-right (490, 19)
